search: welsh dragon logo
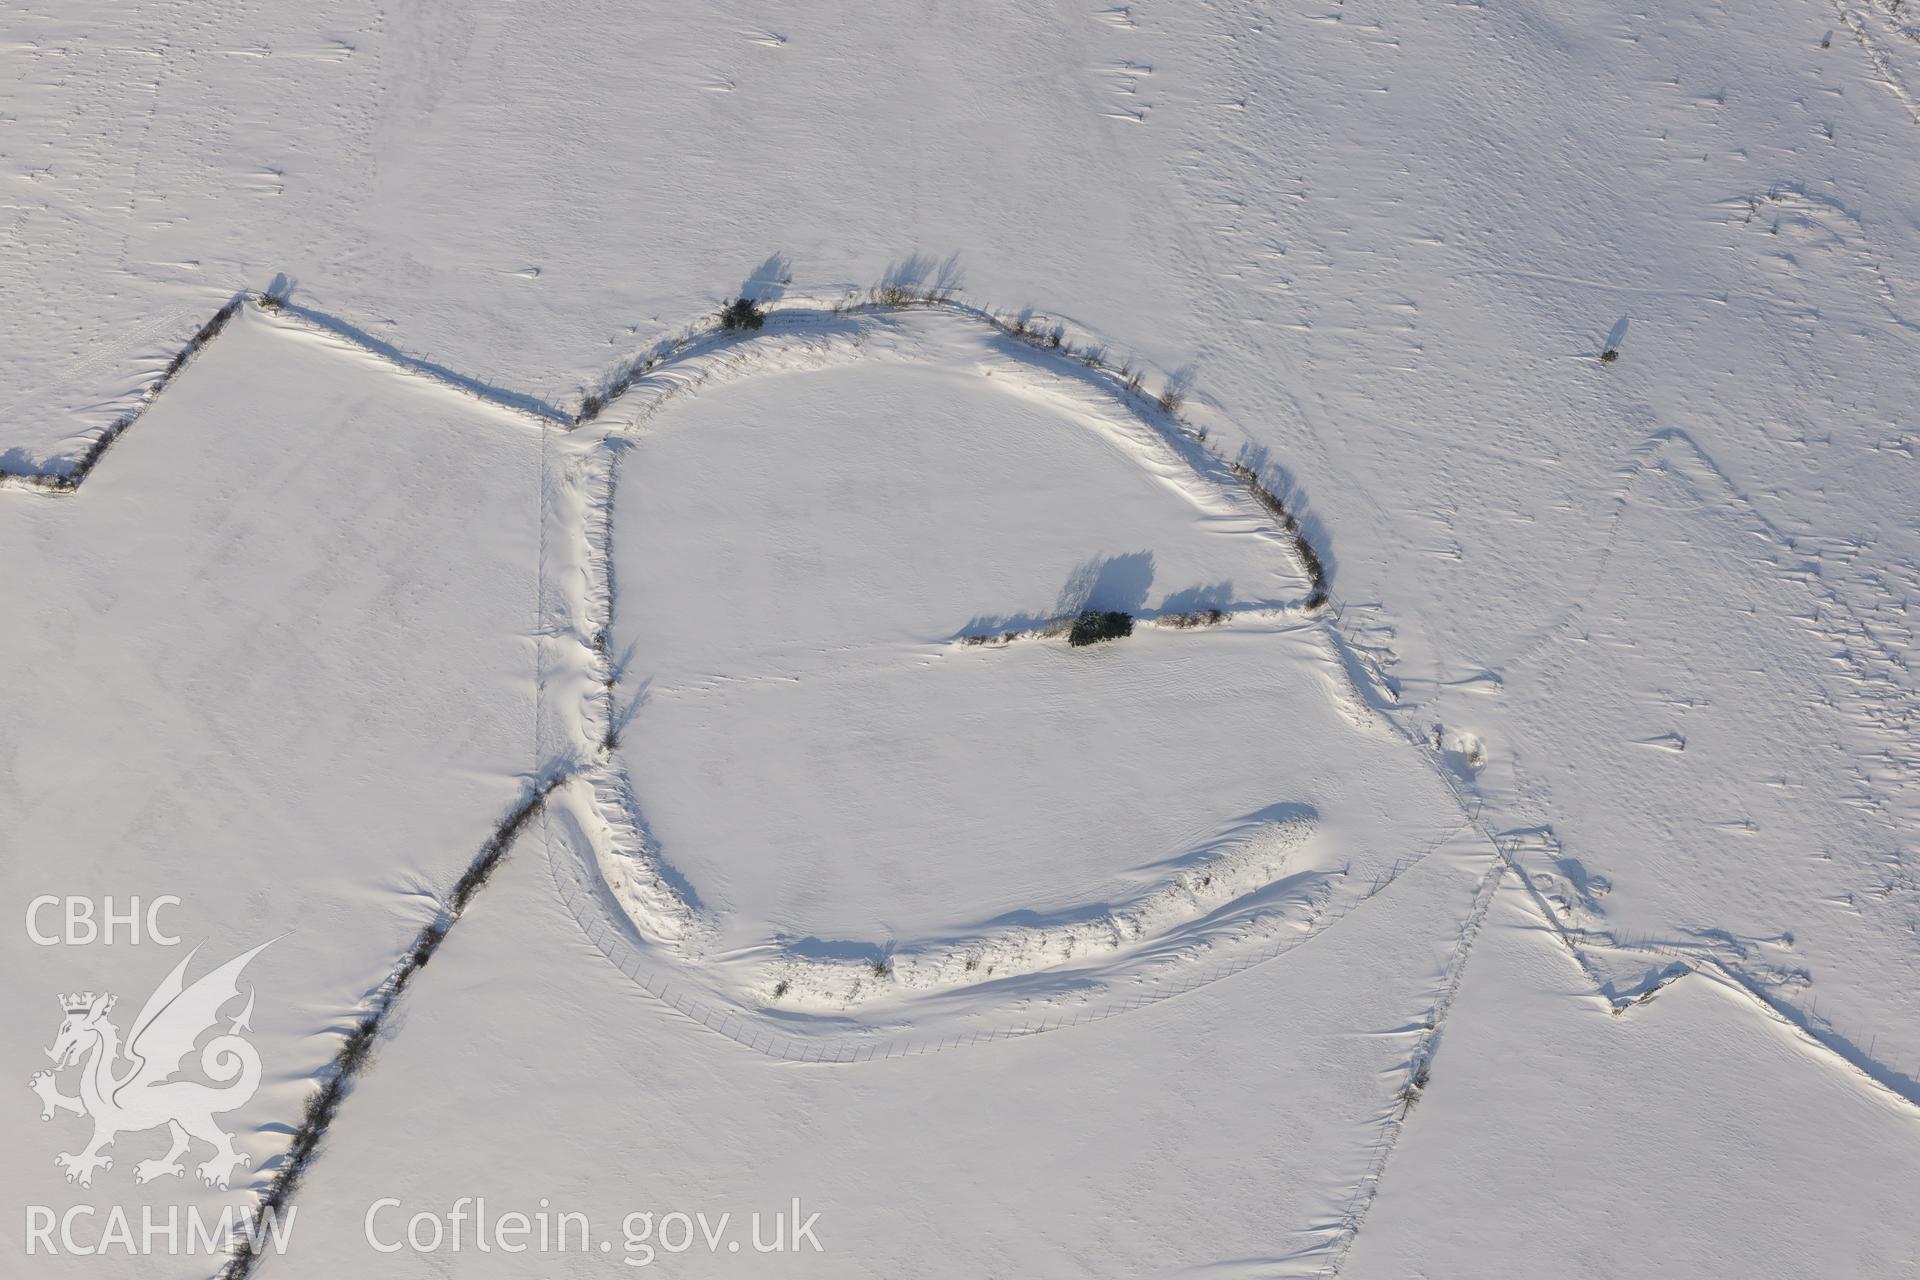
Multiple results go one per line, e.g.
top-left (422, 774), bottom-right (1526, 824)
top-left (28, 939), bottom-right (274, 1190)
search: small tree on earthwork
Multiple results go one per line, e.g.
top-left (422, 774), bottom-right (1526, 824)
top-left (719, 297), bottom-right (766, 332)
top-left (1068, 610), bottom-right (1134, 647)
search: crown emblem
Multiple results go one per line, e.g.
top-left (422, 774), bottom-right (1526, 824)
top-left (60, 992), bottom-right (110, 1015)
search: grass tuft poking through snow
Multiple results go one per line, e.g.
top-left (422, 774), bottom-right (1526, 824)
top-left (1159, 608), bottom-right (1227, 629)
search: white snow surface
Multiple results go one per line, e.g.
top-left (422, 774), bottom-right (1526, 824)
top-left (4, 0), bottom-right (1918, 1275)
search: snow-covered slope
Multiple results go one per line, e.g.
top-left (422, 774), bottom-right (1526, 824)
top-left (4, 0), bottom-right (1917, 1275)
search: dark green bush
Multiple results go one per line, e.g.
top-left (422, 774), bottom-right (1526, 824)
top-left (1068, 609), bottom-right (1134, 647)
top-left (719, 297), bottom-right (766, 332)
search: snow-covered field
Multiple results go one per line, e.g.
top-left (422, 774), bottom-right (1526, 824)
top-left (3, 0), bottom-right (1916, 1276)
